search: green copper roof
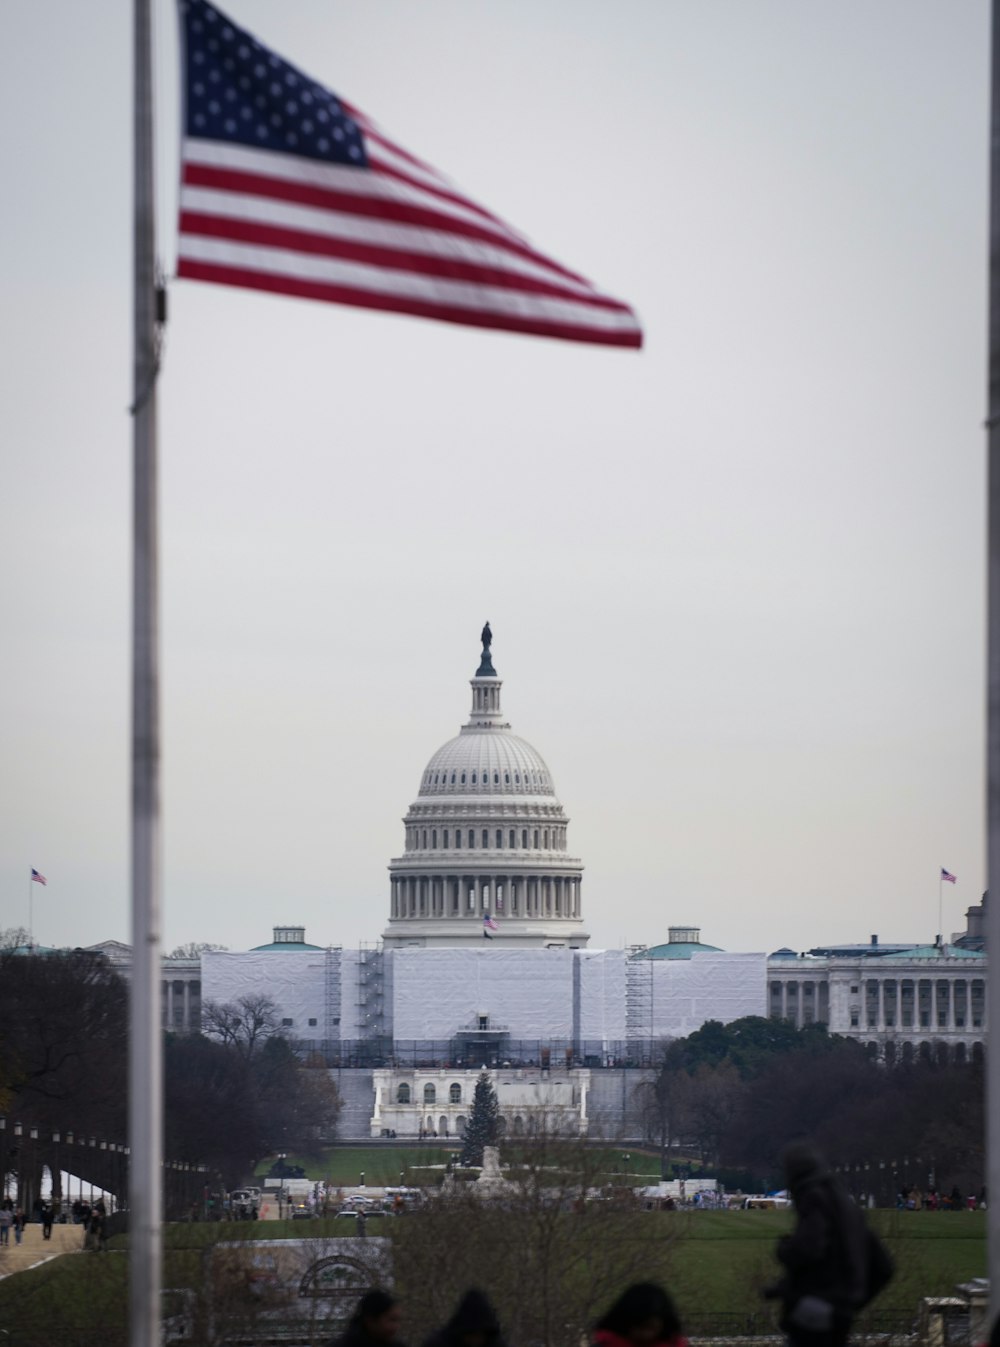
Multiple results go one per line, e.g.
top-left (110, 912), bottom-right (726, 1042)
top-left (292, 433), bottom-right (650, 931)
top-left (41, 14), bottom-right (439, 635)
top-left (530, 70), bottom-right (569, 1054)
top-left (250, 940), bottom-right (324, 952)
top-left (631, 940), bottom-right (723, 960)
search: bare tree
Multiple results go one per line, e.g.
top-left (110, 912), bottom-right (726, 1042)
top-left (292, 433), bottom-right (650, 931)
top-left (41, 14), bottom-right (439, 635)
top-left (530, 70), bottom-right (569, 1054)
top-left (636, 1038), bottom-right (693, 1171)
top-left (168, 941), bottom-right (228, 958)
top-left (392, 1128), bottom-right (678, 1347)
top-left (201, 993), bottom-right (283, 1060)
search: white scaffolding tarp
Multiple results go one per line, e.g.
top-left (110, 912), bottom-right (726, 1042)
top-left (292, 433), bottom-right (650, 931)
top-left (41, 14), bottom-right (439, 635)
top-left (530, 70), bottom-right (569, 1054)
top-left (201, 950), bottom-right (328, 1036)
top-left (389, 947), bottom-right (576, 1039)
top-left (577, 949), bottom-right (628, 1042)
top-left (626, 952), bottom-right (767, 1039)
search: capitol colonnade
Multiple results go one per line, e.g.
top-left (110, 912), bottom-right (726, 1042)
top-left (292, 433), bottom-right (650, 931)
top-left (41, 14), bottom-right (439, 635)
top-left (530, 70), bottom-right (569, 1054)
top-left (767, 948), bottom-right (986, 1064)
top-left (389, 874), bottom-right (582, 921)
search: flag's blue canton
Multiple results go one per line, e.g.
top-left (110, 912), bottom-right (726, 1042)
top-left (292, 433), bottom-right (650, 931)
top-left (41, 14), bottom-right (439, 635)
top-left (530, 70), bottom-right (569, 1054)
top-left (182, 0), bottom-right (367, 168)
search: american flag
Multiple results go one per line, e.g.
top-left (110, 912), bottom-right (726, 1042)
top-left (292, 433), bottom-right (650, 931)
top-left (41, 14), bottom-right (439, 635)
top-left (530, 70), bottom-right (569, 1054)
top-left (31, 868), bottom-right (47, 886)
top-left (941, 868), bottom-right (957, 884)
top-left (483, 914), bottom-right (499, 931)
top-left (177, 0), bottom-right (642, 347)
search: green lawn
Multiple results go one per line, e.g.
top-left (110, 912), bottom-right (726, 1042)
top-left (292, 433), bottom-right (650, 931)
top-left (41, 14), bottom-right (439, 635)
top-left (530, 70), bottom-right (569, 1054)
top-left (664, 1210), bottom-right (987, 1322)
top-left (0, 1207), bottom-right (985, 1345)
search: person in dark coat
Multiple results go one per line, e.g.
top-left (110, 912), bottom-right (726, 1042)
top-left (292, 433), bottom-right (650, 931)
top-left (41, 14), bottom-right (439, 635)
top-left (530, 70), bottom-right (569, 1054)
top-left (327, 1290), bottom-right (405, 1347)
top-left (592, 1283), bottom-right (687, 1347)
top-left (421, 1289), bottom-right (506, 1347)
top-left (765, 1143), bottom-right (873, 1347)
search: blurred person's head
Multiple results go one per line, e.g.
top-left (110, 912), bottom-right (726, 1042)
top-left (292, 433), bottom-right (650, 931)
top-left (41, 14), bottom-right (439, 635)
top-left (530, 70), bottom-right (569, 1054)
top-left (596, 1283), bottom-right (682, 1345)
top-left (781, 1142), bottom-right (828, 1196)
top-left (447, 1288), bottom-right (502, 1347)
top-left (355, 1290), bottom-right (403, 1343)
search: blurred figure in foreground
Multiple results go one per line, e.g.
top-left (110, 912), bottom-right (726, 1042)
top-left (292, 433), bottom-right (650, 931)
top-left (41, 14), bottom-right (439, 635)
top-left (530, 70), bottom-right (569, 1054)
top-left (328, 1290), bottom-right (406, 1347)
top-left (592, 1283), bottom-right (687, 1347)
top-left (765, 1143), bottom-right (892, 1347)
top-left (421, 1289), bottom-right (507, 1347)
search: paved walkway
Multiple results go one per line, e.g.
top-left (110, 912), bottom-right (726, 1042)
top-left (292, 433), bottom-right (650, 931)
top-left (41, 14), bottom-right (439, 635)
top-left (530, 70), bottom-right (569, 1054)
top-left (0, 1222), bottom-right (85, 1278)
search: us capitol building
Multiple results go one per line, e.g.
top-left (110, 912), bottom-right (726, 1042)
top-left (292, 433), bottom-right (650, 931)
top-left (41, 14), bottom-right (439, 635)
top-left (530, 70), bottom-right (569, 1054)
top-left (89, 626), bottom-right (987, 1140)
top-left (384, 623), bottom-right (587, 949)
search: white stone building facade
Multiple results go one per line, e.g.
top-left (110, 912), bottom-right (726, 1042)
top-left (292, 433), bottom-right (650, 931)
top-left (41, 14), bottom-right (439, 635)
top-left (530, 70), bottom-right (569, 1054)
top-left (371, 1066), bottom-right (591, 1139)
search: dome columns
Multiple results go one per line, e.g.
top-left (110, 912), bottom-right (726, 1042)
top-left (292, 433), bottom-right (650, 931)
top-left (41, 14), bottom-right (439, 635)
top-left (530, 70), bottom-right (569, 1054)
top-left (389, 873), bottom-right (582, 923)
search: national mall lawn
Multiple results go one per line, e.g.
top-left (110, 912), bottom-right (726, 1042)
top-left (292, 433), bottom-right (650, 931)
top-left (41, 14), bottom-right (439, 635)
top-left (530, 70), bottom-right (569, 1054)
top-left (0, 1206), bottom-right (985, 1343)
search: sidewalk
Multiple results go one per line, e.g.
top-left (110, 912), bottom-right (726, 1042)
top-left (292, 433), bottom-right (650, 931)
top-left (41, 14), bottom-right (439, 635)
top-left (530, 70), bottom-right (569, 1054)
top-left (0, 1222), bottom-right (85, 1278)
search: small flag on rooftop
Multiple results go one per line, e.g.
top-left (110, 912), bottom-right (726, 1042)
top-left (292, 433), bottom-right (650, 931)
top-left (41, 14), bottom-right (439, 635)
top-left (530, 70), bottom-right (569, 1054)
top-left (31, 868), bottom-right (47, 886)
top-left (177, 0), bottom-right (642, 347)
top-left (941, 868), bottom-right (957, 884)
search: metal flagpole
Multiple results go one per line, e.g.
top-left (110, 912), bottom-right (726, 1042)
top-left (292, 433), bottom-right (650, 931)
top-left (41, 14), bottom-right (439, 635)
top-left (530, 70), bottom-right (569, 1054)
top-left (130, 0), bottom-right (162, 1344)
top-left (987, 0), bottom-right (1000, 1323)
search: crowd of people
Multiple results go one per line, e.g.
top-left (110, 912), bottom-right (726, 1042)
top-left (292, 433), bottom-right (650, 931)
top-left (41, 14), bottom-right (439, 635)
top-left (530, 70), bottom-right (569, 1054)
top-left (325, 1145), bottom-right (895, 1347)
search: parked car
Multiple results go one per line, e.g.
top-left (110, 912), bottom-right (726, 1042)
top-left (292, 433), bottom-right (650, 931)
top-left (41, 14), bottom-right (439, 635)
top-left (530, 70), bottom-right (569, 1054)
top-left (290, 1200), bottom-right (315, 1219)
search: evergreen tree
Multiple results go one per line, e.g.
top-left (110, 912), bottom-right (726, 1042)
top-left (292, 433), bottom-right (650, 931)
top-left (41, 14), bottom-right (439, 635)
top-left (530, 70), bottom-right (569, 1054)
top-left (461, 1069), bottom-right (500, 1166)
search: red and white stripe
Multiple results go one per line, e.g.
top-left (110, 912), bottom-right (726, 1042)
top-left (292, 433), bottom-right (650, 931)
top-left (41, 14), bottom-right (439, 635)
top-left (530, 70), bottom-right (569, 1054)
top-left (178, 118), bottom-right (642, 347)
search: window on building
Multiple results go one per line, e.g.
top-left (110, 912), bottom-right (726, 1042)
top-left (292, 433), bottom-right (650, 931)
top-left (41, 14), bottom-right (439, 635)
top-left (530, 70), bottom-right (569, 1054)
top-left (308, 1018), bottom-right (317, 1027)
top-left (449, 1083), bottom-right (462, 1103)
top-left (496, 829), bottom-right (503, 848)
top-left (282, 1018), bottom-right (293, 1027)
top-left (509, 829), bottom-right (515, 848)
top-left (444, 829), bottom-right (450, 848)
top-left (455, 831), bottom-right (461, 849)
top-left (432, 830), bottom-right (438, 848)
top-left (522, 829), bottom-right (528, 848)
top-left (533, 829), bottom-right (539, 848)
top-left (424, 1083), bottom-right (436, 1104)
top-left (482, 829), bottom-right (489, 848)
top-left (397, 1084), bottom-right (411, 1103)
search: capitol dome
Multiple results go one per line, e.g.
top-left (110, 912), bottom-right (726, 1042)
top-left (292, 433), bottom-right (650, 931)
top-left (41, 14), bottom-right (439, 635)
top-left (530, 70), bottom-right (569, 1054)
top-left (418, 733), bottom-right (554, 798)
top-left (383, 626), bottom-right (589, 949)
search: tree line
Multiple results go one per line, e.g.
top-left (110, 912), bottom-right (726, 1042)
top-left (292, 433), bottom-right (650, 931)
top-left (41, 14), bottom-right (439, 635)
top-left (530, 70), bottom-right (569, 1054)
top-left (0, 932), bottom-right (340, 1200)
top-left (637, 1016), bottom-right (982, 1195)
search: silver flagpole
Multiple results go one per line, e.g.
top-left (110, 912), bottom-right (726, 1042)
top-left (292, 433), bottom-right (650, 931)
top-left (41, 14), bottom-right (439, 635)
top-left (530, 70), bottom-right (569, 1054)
top-left (130, 0), bottom-right (162, 1343)
top-left (988, 0), bottom-right (1000, 1323)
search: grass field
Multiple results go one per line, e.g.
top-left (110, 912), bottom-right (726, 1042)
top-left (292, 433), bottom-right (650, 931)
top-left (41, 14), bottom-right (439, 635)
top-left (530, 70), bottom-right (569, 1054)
top-left (665, 1209), bottom-right (986, 1321)
top-left (0, 1207), bottom-right (985, 1344)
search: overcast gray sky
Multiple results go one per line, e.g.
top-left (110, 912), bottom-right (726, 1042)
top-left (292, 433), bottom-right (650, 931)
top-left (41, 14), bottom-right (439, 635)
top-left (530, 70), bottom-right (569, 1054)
top-left (0, 1), bottom-right (990, 958)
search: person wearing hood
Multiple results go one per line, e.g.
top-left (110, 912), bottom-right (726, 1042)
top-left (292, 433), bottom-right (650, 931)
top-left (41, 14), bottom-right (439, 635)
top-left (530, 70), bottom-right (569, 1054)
top-left (765, 1142), bottom-right (891, 1347)
top-left (327, 1290), bottom-right (406, 1347)
top-left (592, 1283), bottom-right (687, 1347)
top-left (421, 1289), bottom-right (506, 1347)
